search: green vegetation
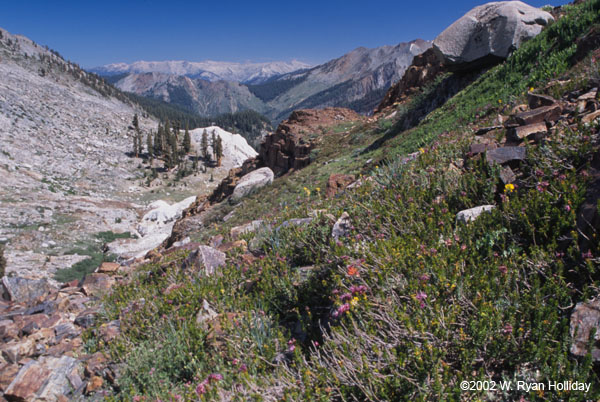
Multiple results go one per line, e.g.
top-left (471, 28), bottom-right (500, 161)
top-left (247, 74), bottom-right (309, 102)
top-left (0, 244), bottom-right (6, 278)
top-left (53, 232), bottom-right (128, 282)
top-left (122, 93), bottom-right (272, 148)
top-left (89, 2), bottom-right (600, 400)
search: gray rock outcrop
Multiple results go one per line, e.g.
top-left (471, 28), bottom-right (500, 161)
top-left (231, 168), bottom-right (274, 201)
top-left (433, 1), bottom-right (554, 70)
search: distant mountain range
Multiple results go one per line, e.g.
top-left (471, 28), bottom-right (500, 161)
top-left (90, 60), bottom-right (311, 84)
top-left (92, 39), bottom-right (431, 122)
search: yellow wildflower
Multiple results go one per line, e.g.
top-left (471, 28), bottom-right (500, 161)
top-left (530, 87), bottom-right (534, 92)
top-left (303, 187), bottom-right (311, 196)
top-left (419, 148), bottom-right (425, 154)
top-left (504, 183), bottom-right (515, 193)
top-left (350, 296), bottom-right (360, 307)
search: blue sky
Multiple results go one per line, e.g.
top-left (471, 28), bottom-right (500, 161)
top-left (1, 0), bottom-right (565, 68)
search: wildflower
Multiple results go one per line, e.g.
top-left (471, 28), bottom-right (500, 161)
top-left (536, 181), bottom-right (549, 192)
top-left (239, 363), bottom-right (248, 373)
top-left (133, 397), bottom-right (142, 402)
top-left (416, 291), bottom-right (427, 308)
top-left (582, 250), bottom-right (593, 259)
top-left (564, 204), bottom-right (571, 212)
top-left (195, 382), bottom-right (207, 395)
top-left (340, 292), bottom-right (352, 301)
top-left (504, 183), bottom-right (515, 193)
top-left (503, 323), bottom-right (513, 334)
top-left (232, 358), bottom-right (240, 365)
top-left (208, 373), bottom-right (223, 382)
top-left (461, 244), bottom-right (467, 251)
top-left (303, 187), bottom-right (311, 196)
top-left (581, 169), bottom-right (589, 177)
top-left (333, 303), bottom-right (351, 317)
top-left (419, 273), bottom-right (430, 282)
top-left (529, 87), bottom-right (534, 92)
top-left (556, 252), bottom-right (564, 258)
top-left (347, 265), bottom-right (359, 277)
top-left (498, 99), bottom-right (502, 104)
top-left (350, 296), bottom-right (360, 307)
top-left (498, 265), bottom-right (508, 274)
top-left (315, 187), bottom-right (321, 193)
top-left (149, 367), bottom-right (155, 375)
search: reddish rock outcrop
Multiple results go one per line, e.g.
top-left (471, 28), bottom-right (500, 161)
top-left (375, 48), bottom-right (445, 114)
top-left (326, 174), bottom-right (356, 197)
top-left (260, 108), bottom-right (363, 175)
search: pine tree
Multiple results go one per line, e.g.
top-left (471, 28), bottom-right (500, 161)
top-left (211, 131), bottom-right (217, 161)
top-left (215, 135), bottom-right (223, 167)
top-left (183, 126), bottom-right (191, 154)
top-left (133, 131), bottom-right (139, 157)
top-left (201, 129), bottom-right (209, 160)
top-left (0, 244), bottom-right (6, 278)
top-left (132, 114), bottom-right (139, 131)
top-left (147, 132), bottom-right (153, 160)
top-left (154, 126), bottom-right (161, 156)
top-left (136, 129), bottom-right (143, 157)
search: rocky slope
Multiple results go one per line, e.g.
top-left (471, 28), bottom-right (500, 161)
top-left (91, 59), bottom-right (310, 84)
top-left (0, 28), bottom-right (257, 284)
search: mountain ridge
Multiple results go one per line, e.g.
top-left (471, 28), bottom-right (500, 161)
top-left (90, 59), bottom-right (311, 84)
top-left (105, 39), bottom-right (431, 122)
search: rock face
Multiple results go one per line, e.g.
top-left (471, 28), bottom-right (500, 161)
top-left (260, 108), bottom-right (364, 175)
top-left (183, 246), bottom-right (226, 276)
top-left (375, 48), bottom-right (445, 113)
top-left (433, 1), bottom-right (554, 70)
top-left (326, 174), bottom-right (356, 198)
top-left (4, 355), bottom-right (82, 401)
top-left (189, 126), bottom-right (258, 167)
top-left (1, 277), bottom-right (56, 303)
top-left (231, 168), bottom-right (274, 201)
top-left (570, 299), bottom-right (600, 361)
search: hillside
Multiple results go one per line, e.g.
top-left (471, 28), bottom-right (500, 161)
top-left (0, 28), bottom-right (258, 284)
top-left (77, 0), bottom-right (600, 399)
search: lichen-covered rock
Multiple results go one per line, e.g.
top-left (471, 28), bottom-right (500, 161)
top-left (4, 355), bottom-right (81, 401)
top-left (570, 298), bottom-right (600, 360)
top-left (332, 212), bottom-right (352, 240)
top-left (456, 205), bottom-right (495, 223)
top-left (1, 276), bottom-right (56, 303)
top-left (433, 1), bottom-right (553, 70)
top-left (183, 245), bottom-right (226, 276)
top-left (231, 168), bottom-right (274, 201)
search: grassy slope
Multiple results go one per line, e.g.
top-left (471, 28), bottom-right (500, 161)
top-left (88, 2), bottom-right (600, 400)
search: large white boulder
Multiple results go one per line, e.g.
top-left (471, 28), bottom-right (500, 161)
top-left (433, 1), bottom-right (554, 69)
top-left (231, 167), bottom-right (274, 201)
top-left (190, 126), bottom-right (257, 168)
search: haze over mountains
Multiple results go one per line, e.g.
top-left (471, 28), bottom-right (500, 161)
top-left (94, 39), bottom-right (431, 122)
top-left (90, 59), bottom-right (311, 84)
